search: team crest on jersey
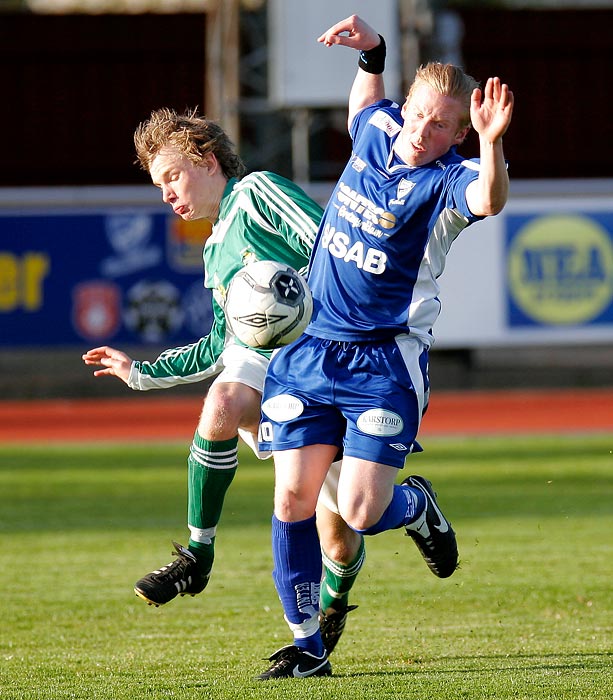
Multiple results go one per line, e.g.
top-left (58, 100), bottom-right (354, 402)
top-left (390, 178), bottom-right (416, 205)
top-left (368, 110), bottom-right (402, 137)
top-left (240, 249), bottom-right (258, 265)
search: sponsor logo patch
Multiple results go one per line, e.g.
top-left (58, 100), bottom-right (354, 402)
top-left (262, 394), bottom-right (304, 422)
top-left (368, 110), bottom-right (402, 137)
top-left (350, 155), bottom-right (367, 172)
top-left (357, 409), bottom-right (404, 436)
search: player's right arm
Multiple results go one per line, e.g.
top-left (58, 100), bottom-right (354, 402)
top-left (82, 300), bottom-right (228, 390)
top-left (317, 14), bottom-right (385, 129)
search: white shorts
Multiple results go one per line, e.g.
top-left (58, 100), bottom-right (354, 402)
top-left (209, 343), bottom-right (271, 459)
top-left (318, 459), bottom-right (342, 514)
top-left (212, 342), bottom-right (269, 393)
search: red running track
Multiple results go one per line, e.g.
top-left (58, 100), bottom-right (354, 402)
top-left (0, 388), bottom-right (611, 443)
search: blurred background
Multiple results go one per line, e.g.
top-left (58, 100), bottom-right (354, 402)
top-left (1, 0), bottom-right (612, 398)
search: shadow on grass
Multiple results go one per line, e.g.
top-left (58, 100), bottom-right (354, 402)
top-left (333, 650), bottom-right (613, 678)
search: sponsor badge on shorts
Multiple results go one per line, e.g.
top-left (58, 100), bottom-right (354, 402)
top-left (262, 394), bottom-right (305, 422)
top-left (357, 409), bottom-right (404, 436)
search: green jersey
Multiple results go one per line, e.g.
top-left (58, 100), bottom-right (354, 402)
top-left (127, 171), bottom-right (322, 390)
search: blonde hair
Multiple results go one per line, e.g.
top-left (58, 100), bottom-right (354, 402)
top-left (408, 63), bottom-right (480, 129)
top-left (134, 107), bottom-right (245, 179)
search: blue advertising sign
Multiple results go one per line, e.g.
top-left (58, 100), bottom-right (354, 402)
top-left (505, 211), bottom-right (613, 328)
top-left (0, 210), bottom-right (214, 347)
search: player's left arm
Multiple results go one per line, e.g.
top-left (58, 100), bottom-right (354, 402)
top-left (465, 77), bottom-right (514, 217)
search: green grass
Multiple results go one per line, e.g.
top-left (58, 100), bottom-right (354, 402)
top-left (1, 435), bottom-right (612, 699)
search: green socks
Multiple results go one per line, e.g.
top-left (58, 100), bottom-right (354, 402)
top-left (186, 432), bottom-right (238, 575)
top-left (320, 538), bottom-right (365, 613)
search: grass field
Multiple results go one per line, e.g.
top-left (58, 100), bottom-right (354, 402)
top-left (1, 435), bottom-right (612, 699)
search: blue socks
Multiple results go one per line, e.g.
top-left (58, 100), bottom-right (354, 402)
top-left (272, 514), bottom-right (325, 656)
top-left (352, 483), bottom-right (426, 536)
top-left (270, 484), bottom-right (426, 655)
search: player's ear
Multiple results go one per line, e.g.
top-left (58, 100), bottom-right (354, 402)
top-left (454, 125), bottom-right (471, 145)
top-left (201, 152), bottom-right (219, 174)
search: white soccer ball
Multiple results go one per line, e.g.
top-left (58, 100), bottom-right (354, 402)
top-left (225, 260), bottom-right (313, 350)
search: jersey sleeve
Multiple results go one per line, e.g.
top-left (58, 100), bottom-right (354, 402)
top-left (127, 299), bottom-right (227, 390)
top-left (349, 99), bottom-right (397, 144)
top-left (446, 158), bottom-right (484, 223)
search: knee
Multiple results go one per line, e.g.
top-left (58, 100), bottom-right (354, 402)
top-left (320, 530), bottom-right (362, 563)
top-left (205, 383), bottom-right (235, 415)
top-left (274, 488), bottom-right (317, 523)
top-left (198, 384), bottom-right (256, 439)
top-left (338, 505), bottom-right (381, 533)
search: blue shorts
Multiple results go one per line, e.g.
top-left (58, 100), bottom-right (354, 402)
top-left (259, 333), bottom-right (430, 468)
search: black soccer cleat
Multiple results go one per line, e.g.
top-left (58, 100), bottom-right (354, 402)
top-left (403, 475), bottom-right (459, 579)
top-left (257, 645), bottom-right (332, 680)
top-left (319, 605), bottom-right (358, 655)
top-left (134, 541), bottom-right (210, 607)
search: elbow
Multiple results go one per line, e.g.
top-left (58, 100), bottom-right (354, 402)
top-left (489, 189), bottom-right (510, 216)
top-left (468, 197), bottom-right (506, 218)
top-left (483, 199), bottom-right (507, 217)
top-left (468, 185), bottom-right (509, 217)
top-left (467, 170), bottom-right (509, 217)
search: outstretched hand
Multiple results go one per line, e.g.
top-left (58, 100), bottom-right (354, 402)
top-left (317, 14), bottom-right (380, 52)
top-left (82, 345), bottom-right (133, 384)
top-left (470, 77), bottom-right (514, 143)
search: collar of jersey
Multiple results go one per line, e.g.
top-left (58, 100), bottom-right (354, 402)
top-left (386, 143), bottom-right (458, 173)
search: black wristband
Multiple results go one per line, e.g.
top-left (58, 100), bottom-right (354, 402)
top-left (358, 35), bottom-right (386, 74)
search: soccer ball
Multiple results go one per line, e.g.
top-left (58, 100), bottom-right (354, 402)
top-left (225, 260), bottom-right (313, 350)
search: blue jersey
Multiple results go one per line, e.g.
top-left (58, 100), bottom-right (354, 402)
top-left (306, 99), bottom-right (483, 345)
